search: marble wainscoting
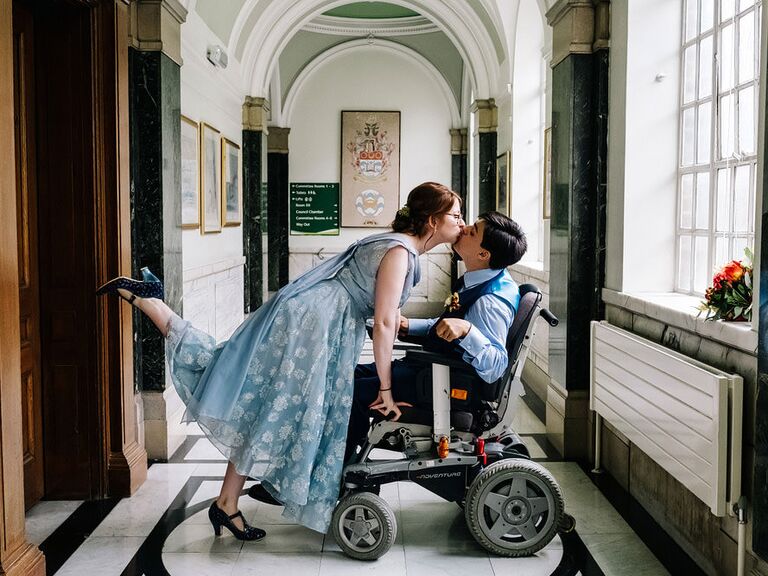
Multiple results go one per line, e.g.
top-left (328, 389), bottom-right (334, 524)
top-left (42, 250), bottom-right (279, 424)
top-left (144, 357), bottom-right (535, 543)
top-left (142, 256), bottom-right (246, 460)
top-left (288, 246), bottom-right (452, 318)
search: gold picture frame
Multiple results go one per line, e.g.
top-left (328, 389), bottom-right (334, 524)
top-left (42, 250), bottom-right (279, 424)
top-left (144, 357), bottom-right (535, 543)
top-left (180, 115), bottom-right (200, 228)
top-left (496, 150), bottom-right (510, 216)
top-left (543, 127), bottom-right (552, 220)
top-left (200, 122), bottom-right (221, 234)
top-left (221, 138), bottom-right (242, 226)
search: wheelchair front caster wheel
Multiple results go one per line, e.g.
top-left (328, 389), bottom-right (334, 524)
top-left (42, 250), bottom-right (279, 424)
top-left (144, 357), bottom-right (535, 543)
top-left (331, 492), bottom-right (397, 560)
top-left (465, 460), bottom-right (564, 557)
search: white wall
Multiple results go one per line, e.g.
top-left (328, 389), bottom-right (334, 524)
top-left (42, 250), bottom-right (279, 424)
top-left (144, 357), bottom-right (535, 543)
top-left (288, 45), bottom-right (453, 253)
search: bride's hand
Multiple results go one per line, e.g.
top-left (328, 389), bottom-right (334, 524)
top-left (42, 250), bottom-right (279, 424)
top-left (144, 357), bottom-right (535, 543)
top-left (369, 389), bottom-right (412, 421)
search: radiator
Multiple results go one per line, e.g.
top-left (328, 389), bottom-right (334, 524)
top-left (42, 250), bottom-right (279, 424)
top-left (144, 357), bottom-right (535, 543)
top-left (590, 321), bottom-right (743, 517)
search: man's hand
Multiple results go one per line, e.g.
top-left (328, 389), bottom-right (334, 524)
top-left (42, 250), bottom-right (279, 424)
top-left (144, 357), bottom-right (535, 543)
top-left (435, 318), bottom-right (471, 342)
top-left (398, 314), bottom-right (409, 339)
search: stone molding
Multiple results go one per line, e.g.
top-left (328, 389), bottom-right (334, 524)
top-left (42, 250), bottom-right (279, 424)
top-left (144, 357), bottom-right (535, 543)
top-left (449, 128), bottom-right (468, 154)
top-left (268, 127), bottom-right (290, 154)
top-left (129, 0), bottom-right (187, 66)
top-left (304, 15), bottom-right (438, 36)
top-left (243, 96), bottom-right (271, 133)
top-left (470, 99), bottom-right (497, 133)
top-left (546, 0), bottom-right (610, 67)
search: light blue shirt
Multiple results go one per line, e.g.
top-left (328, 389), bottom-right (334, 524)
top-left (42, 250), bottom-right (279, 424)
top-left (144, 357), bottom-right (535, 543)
top-left (408, 268), bottom-right (515, 383)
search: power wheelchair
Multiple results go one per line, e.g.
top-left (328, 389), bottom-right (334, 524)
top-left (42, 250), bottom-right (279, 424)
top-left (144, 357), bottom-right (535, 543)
top-left (330, 283), bottom-right (573, 560)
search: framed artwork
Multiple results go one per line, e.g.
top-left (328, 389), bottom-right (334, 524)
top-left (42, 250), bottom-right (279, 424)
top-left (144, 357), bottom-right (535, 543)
top-left (180, 115), bottom-right (200, 228)
top-left (340, 110), bottom-right (400, 227)
top-left (221, 138), bottom-right (241, 226)
top-left (200, 122), bottom-right (221, 234)
top-left (496, 150), bottom-right (510, 216)
top-left (543, 127), bottom-right (552, 220)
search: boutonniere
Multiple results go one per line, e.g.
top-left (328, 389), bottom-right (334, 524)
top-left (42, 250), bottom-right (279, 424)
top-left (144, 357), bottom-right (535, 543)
top-left (444, 291), bottom-right (461, 313)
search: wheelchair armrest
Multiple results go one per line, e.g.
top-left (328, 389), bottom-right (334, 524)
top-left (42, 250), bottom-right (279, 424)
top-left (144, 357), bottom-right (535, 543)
top-left (404, 349), bottom-right (475, 373)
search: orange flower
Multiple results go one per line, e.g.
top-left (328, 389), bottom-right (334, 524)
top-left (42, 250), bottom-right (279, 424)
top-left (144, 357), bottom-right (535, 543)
top-left (722, 261), bottom-right (743, 282)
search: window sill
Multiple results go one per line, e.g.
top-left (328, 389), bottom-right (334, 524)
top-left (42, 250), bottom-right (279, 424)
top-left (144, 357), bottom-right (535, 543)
top-left (511, 260), bottom-right (549, 284)
top-left (602, 288), bottom-right (757, 355)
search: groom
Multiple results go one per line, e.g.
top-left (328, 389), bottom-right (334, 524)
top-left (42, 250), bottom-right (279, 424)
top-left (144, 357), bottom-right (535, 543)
top-left (249, 211), bottom-right (527, 504)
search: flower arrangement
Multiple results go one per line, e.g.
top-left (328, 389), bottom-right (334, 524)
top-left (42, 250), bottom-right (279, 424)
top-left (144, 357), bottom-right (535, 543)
top-left (444, 291), bottom-right (461, 313)
top-left (698, 247), bottom-right (753, 322)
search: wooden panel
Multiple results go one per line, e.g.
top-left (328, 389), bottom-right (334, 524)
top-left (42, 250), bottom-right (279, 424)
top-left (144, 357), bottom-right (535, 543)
top-left (590, 321), bottom-right (739, 516)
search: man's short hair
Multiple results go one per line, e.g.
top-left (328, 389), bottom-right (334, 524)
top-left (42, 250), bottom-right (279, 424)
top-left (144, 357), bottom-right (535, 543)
top-left (478, 211), bottom-right (528, 269)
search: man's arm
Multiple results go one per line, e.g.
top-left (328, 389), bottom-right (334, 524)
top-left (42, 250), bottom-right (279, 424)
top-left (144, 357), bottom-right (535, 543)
top-left (456, 296), bottom-right (514, 383)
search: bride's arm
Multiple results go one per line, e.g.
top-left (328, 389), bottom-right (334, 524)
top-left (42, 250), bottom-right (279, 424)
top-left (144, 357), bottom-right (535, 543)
top-left (369, 246), bottom-right (409, 421)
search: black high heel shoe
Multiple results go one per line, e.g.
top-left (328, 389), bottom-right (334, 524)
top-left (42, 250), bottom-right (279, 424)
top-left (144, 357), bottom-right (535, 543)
top-left (208, 501), bottom-right (266, 542)
top-left (96, 266), bottom-right (164, 304)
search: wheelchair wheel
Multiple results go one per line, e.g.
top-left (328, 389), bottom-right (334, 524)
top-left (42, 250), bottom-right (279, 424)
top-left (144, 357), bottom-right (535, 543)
top-left (465, 460), bottom-right (563, 557)
top-left (331, 492), bottom-right (397, 561)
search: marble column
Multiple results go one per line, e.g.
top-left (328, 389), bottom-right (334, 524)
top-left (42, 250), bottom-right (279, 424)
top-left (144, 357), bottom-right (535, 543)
top-left (471, 100), bottom-right (497, 215)
top-left (753, 5), bottom-right (768, 556)
top-left (243, 97), bottom-right (269, 313)
top-left (128, 0), bottom-right (185, 395)
top-left (450, 128), bottom-right (468, 282)
top-left (544, 0), bottom-right (609, 458)
top-left (268, 127), bottom-right (290, 290)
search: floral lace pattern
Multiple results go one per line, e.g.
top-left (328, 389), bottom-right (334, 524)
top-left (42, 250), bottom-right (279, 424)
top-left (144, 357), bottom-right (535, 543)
top-left (165, 238), bottom-right (419, 532)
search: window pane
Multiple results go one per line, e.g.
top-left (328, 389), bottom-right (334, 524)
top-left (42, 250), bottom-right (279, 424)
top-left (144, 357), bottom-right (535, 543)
top-left (719, 93), bottom-right (735, 158)
top-left (678, 235), bottom-right (693, 291)
top-left (694, 236), bottom-right (709, 293)
top-left (699, 36), bottom-right (714, 98)
top-left (720, 23), bottom-right (735, 91)
top-left (733, 164), bottom-right (750, 232)
top-left (716, 168), bottom-right (731, 231)
top-left (721, 0), bottom-right (735, 20)
top-left (738, 86), bottom-right (755, 154)
top-left (701, 0), bottom-right (715, 31)
top-left (682, 107), bottom-right (696, 165)
top-left (715, 236), bottom-right (729, 266)
top-left (696, 172), bottom-right (710, 228)
top-left (740, 0), bottom-right (755, 10)
top-left (686, 0), bottom-right (700, 40)
top-left (738, 11), bottom-right (756, 83)
top-left (732, 237), bottom-right (749, 261)
top-left (681, 173), bottom-right (694, 228)
top-left (684, 44), bottom-right (698, 103)
top-left (697, 102), bottom-right (711, 162)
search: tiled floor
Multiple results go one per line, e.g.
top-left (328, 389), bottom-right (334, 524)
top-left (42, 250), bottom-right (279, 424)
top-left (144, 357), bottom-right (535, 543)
top-left (26, 391), bottom-right (678, 576)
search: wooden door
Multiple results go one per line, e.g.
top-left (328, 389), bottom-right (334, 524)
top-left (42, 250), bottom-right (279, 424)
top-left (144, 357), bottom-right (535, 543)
top-left (13, 1), bottom-right (44, 510)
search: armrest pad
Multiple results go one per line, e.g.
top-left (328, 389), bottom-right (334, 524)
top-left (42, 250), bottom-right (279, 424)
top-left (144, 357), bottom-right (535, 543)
top-left (404, 349), bottom-right (475, 373)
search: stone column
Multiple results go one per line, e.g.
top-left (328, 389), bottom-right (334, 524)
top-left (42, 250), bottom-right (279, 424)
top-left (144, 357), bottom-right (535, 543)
top-left (450, 128), bottom-right (468, 281)
top-left (243, 97), bottom-right (269, 313)
top-left (0, 3), bottom-right (46, 573)
top-left (471, 100), bottom-right (497, 215)
top-left (128, 0), bottom-right (186, 459)
top-left (544, 0), bottom-right (609, 458)
top-left (268, 127), bottom-right (290, 290)
top-left (752, 1), bottom-right (768, 558)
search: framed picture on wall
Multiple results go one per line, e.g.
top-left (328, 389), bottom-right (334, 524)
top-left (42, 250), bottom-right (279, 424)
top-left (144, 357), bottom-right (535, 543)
top-left (543, 127), bottom-right (552, 220)
top-left (221, 138), bottom-right (241, 226)
top-left (340, 110), bottom-right (400, 227)
top-left (496, 150), bottom-right (510, 216)
top-left (200, 122), bottom-right (222, 234)
top-left (180, 115), bottom-right (200, 228)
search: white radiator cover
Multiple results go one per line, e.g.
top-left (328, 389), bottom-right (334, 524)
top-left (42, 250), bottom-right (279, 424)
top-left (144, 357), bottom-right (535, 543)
top-left (590, 321), bottom-right (743, 517)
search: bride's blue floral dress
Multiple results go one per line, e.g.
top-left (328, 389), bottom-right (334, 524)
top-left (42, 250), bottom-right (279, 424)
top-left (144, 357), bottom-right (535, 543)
top-left (165, 232), bottom-right (420, 532)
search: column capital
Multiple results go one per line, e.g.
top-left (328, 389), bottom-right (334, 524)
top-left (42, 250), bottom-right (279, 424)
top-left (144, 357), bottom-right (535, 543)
top-left (267, 127), bottom-right (290, 153)
top-left (449, 128), bottom-right (468, 154)
top-left (128, 0), bottom-right (187, 66)
top-left (470, 100), bottom-right (497, 133)
top-left (546, 0), bottom-right (609, 67)
top-left (243, 97), bottom-right (270, 133)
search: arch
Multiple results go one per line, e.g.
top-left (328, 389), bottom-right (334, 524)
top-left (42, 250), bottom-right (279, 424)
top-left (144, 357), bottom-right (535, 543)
top-left (229, 0), bottom-right (503, 99)
top-left (282, 38), bottom-right (461, 127)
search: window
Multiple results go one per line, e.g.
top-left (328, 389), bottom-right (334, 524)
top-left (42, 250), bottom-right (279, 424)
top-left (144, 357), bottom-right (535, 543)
top-left (677, 0), bottom-right (761, 294)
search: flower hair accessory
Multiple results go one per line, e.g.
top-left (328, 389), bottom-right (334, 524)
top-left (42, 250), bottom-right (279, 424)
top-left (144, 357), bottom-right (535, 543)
top-left (444, 291), bottom-right (461, 313)
top-left (396, 205), bottom-right (410, 219)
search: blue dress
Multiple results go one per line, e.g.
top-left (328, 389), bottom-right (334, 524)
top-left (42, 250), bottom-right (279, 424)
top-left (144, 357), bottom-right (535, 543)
top-left (165, 232), bottom-right (421, 532)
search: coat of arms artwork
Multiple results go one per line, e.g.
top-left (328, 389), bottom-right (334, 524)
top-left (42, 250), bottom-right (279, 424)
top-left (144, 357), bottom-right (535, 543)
top-left (340, 110), bottom-right (400, 227)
